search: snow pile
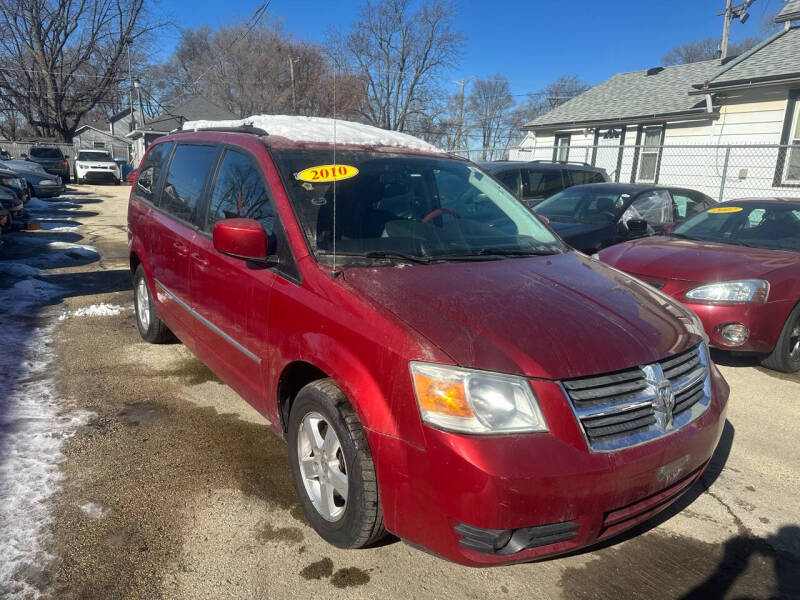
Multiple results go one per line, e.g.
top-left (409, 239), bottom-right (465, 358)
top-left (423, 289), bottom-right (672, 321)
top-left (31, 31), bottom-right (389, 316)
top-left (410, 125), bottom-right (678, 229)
top-left (71, 303), bottom-right (124, 318)
top-left (183, 114), bottom-right (445, 153)
top-left (79, 502), bottom-right (107, 519)
top-left (25, 198), bottom-right (79, 212)
top-left (38, 221), bottom-right (79, 232)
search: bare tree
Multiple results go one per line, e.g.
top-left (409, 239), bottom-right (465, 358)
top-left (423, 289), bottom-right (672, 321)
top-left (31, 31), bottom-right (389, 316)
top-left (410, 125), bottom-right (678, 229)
top-left (329, 0), bottom-right (464, 132)
top-left (466, 75), bottom-right (513, 160)
top-left (0, 0), bottom-right (164, 141)
top-left (540, 75), bottom-right (590, 110)
top-left (154, 23), bottom-right (362, 120)
top-left (661, 36), bottom-right (760, 65)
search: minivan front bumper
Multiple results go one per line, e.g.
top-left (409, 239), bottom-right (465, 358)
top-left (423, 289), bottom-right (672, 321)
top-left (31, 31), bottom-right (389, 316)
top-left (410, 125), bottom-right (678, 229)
top-left (369, 365), bottom-right (728, 566)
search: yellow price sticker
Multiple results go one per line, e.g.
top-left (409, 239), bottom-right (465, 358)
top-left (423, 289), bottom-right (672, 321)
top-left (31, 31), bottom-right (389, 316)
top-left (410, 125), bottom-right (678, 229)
top-left (708, 206), bottom-right (743, 214)
top-left (296, 164), bottom-right (359, 183)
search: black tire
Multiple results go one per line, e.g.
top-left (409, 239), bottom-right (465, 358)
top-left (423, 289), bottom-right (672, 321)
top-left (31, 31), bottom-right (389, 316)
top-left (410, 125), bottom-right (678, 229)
top-left (114, 178), bottom-right (121, 186)
top-left (287, 379), bottom-right (386, 549)
top-left (761, 302), bottom-right (800, 373)
top-left (133, 265), bottom-right (174, 344)
top-left (77, 177), bottom-right (84, 185)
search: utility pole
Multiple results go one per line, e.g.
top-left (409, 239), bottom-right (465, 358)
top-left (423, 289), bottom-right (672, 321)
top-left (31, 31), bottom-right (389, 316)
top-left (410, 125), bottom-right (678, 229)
top-left (134, 79), bottom-right (145, 128)
top-left (456, 77), bottom-right (474, 152)
top-left (288, 56), bottom-right (298, 114)
top-left (721, 0), bottom-right (733, 58)
top-left (126, 37), bottom-right (136, 129)
top-left (719, 0), bottom-right (755, 59)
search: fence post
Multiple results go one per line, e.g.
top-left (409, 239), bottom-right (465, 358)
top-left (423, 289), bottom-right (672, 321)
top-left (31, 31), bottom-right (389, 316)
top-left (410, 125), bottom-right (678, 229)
top-left (718, 146), bottom-right (731, 202)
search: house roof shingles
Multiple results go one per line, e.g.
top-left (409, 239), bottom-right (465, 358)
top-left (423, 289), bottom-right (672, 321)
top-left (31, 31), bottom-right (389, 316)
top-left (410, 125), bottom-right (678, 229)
top-left (526, 60), bottom-right (721, 129)
top-left (697, 26), bottom-right (800, 88)
top-left (139, 96), bottom-right (238, 133)
top-left (776, 0), bottom-right (800, 23)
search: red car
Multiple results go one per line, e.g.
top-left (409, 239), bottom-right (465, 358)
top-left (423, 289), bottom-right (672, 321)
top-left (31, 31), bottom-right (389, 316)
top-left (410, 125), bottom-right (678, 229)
top-left (127, 117), bottom-right (728, 566)
top-left (599, 199), bottom-right (800, 372)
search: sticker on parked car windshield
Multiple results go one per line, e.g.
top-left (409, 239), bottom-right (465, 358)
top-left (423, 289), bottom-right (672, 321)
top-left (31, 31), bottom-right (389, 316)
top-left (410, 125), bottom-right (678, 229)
top-left (708, 206), bottom-right (743, 214)
top-left (295, 164), bottom-right (359, 183)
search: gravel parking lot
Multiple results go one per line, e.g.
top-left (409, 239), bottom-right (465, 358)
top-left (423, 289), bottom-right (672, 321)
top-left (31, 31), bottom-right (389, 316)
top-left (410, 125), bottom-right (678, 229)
top-left (1, 185), bottom-right (798, 599)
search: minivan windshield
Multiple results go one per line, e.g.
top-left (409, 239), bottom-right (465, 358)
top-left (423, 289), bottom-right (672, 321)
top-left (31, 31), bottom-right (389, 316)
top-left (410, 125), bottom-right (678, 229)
top-left (672, 202), bottom-right (800, 252)
top-left (536, 187), bottom-right (626, 225)
top-left (77, 151), bottom-right (112, 161)
top-left (271, 150), bottom-right (564, 264)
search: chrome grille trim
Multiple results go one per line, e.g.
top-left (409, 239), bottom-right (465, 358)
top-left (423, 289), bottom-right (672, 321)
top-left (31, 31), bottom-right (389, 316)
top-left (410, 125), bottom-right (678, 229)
top-left (562, 343), bottom-right (712, 452)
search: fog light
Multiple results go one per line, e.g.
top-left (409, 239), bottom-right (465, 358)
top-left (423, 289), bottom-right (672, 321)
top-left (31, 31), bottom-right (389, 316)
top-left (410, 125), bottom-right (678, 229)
top-left (720, 323), bottom-right (749, 346)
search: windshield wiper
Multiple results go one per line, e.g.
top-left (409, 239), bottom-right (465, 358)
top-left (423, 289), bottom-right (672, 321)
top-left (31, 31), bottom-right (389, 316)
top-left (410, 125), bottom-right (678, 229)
top-left (669, 232), bottom-right (695, 240)
top-left (474, 247), bottom-right (560, 257)
top-left (362, 251), bottom-right (434, 264)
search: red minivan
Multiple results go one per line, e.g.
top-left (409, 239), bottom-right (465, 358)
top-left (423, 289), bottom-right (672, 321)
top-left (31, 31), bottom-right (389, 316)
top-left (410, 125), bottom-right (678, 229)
top-left (127, 116), bottom-right (729, 566)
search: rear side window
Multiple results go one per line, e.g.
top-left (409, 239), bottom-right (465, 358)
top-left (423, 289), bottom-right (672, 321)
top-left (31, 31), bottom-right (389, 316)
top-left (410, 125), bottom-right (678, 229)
top-left (136, 142), bottom-right (174, 203)
top-left (207, 150), bottom-right (274, 233)
top-left (161, 144), bottom-right (218, 224)
top-left (625, 190), bottom-right (674, 226)
top-left (672, 192), bottom-right (709, 220)
top-left (570, 170), bottom-right (606, 185)
top-left (522, 169), bottom-right (564, 199)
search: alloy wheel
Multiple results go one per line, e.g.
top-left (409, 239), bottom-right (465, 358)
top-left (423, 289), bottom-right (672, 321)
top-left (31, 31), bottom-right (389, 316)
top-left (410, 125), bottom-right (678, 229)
top-left (136, 277), bottom-right (151, 331)
top-left (789, 319), bottom-right (800, 362)
top-left (296, 411), bottom-right (348, 522)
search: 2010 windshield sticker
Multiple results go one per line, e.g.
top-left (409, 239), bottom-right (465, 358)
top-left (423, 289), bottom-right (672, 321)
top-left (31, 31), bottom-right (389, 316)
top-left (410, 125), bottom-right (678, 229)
top-left (295, 164), bottom-right (359, 183)
top-left (708, 206), bottom-right (743, 214)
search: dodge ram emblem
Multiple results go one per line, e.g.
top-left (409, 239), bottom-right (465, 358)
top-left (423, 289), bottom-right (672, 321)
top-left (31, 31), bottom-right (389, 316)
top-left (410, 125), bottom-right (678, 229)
top-left (642, 364), bottom-right (675, 429)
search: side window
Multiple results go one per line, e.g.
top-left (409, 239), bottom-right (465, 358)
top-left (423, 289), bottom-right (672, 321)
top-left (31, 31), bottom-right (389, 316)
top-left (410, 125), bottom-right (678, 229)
top-left (522, 169), bottom-right (564, 199)
top-left (672, 193), bottom-right (708, 220)
top-left (627, 190), bottom-right (674, 226)
top-left (207, 150), bottom-right (274, 233)
top-left (496, 169), bottom-right (520, 196)
top-left (161, 144), bottom-right (219, 224)
top-left (136, 141), bottom-right (173, 204)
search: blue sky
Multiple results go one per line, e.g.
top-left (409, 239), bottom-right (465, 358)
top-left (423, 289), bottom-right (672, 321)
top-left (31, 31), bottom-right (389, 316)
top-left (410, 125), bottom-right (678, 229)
top-left (156, 0), bottom-right (785, 98)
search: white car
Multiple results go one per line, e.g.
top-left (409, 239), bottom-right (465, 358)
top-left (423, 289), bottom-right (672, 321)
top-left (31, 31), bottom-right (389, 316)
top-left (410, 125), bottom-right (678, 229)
top-left (74, 149), bottom-right (121, 185)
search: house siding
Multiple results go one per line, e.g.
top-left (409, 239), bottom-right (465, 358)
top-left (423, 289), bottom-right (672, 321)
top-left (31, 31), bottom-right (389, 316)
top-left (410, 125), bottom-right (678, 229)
top-left (73, 128), bottom-right (131, 159)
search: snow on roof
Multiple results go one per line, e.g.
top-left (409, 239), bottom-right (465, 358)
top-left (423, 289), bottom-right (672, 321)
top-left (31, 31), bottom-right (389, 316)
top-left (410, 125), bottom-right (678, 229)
top-left (181, 114), bottom-right (444, 153)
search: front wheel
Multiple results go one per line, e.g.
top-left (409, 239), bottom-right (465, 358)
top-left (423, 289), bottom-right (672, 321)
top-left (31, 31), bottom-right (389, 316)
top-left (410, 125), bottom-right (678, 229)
top-left (762, 303), bottom-right (800, 373)
top-left (287, 379), bottom-right (386, 548)
top-left (133, 265), bottom-right (174, 344)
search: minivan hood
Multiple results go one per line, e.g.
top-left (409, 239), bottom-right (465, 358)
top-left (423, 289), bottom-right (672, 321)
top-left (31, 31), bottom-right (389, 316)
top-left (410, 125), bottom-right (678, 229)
top-left (342, 252), bottom-right (699, 380)
top-left (600, 236), bottom-right (800, 282)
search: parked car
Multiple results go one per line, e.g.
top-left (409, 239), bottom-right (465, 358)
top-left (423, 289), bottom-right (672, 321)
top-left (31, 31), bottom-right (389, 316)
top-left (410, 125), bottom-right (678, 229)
top-left (1, 159), bottom-right (63, 198)
top-left (114, 157), bottom-right (134, 181)
top-left (599, 198), bottom-right (800, 373)
top-left (535, 183), bottom-right (715, 253)
top-left (74, 149), bottom-right (121, 184)
top-left (0, 164), bottom-right (28, 203)
top-left (0, 185), bottom-right (23, 226)
top-left (479, 160), bottom-right (609, 209)
top-left (26, 145), bottom-right (71, 184)
top-left (128, 117), bottom-right (728, 566)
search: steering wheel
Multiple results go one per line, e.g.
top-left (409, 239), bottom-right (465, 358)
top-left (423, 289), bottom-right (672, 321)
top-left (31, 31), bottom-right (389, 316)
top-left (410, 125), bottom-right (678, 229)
top-left (421, 207), bottom-right (461, 223)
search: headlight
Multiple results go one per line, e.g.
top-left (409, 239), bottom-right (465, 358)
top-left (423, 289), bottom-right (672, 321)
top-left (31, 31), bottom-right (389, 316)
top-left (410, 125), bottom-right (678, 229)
top-left (39, 179), bottom-right (56, 185)
top-left (410, 362), bottom-right (547, 434)
top-left (685, 279), bottom-right (769, 303)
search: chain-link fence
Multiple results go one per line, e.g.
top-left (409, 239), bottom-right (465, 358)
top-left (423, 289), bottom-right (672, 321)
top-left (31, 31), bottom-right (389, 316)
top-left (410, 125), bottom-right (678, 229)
top-left (454, 144), bottom-right (800, 202)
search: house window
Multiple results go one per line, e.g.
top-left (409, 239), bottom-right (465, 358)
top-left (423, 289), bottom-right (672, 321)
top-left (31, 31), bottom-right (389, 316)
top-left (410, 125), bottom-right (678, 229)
top-left (783, 98), bottom-right (800, 182)
top-left (553, 134), bottom-right (571, 162)
top-left (637, 126), bottom-right (663, 182)
top-left (93, 142), bottom-right (106, 149)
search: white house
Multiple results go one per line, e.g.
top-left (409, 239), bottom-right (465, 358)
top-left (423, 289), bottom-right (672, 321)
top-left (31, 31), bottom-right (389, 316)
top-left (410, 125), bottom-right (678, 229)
top-left (511, 6), bottom-right (800, 201)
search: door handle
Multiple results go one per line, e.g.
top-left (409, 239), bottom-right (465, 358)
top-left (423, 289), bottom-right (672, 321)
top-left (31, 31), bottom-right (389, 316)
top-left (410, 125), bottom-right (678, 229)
top-left (173, 241), bottom-right (189, 256)
top-left (191, 252), bottom-right (210, 268)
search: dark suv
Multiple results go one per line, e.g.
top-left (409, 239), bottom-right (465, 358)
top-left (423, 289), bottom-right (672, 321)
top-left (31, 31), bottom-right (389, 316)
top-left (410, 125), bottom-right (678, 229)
top-left (479, 160), bottom-right (608, 209)
top-left (27, 145), bottom-right (70, 184)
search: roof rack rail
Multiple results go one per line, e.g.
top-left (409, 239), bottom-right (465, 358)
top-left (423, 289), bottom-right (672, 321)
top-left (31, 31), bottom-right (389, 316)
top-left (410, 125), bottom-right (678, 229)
top-left (531, 159), bottom-right (593, 167)
top-left (186, 124), bottom-right (269, 136)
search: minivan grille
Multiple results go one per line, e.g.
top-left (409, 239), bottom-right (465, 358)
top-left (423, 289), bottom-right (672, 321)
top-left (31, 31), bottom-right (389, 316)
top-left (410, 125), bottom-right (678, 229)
top-left (562, 344), bottom-right (711, 452)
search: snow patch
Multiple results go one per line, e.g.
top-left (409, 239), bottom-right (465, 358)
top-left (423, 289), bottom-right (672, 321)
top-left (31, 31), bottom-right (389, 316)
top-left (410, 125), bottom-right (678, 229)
top-left (183, 114), bottom-right (444, 153)
top-left (25, 198), bottom-right (79, 211)
top-left (71, 303), bottom-right (124, 318)
top-left (79, 502), bottom-right (107, 519)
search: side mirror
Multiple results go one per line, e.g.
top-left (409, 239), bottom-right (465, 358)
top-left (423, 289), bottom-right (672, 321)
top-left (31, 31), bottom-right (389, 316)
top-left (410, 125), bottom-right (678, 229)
top-left (213, 218), bottom-right (278, 265)
top-left (625, 218), bottom-right (649, 236)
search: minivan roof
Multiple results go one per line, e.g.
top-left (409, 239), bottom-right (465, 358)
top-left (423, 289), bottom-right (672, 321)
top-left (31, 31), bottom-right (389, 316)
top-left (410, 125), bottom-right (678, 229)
top-left (181, 115), bottom-right (444, 155)
top-left (479, 160), bottom-right (604, 173)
